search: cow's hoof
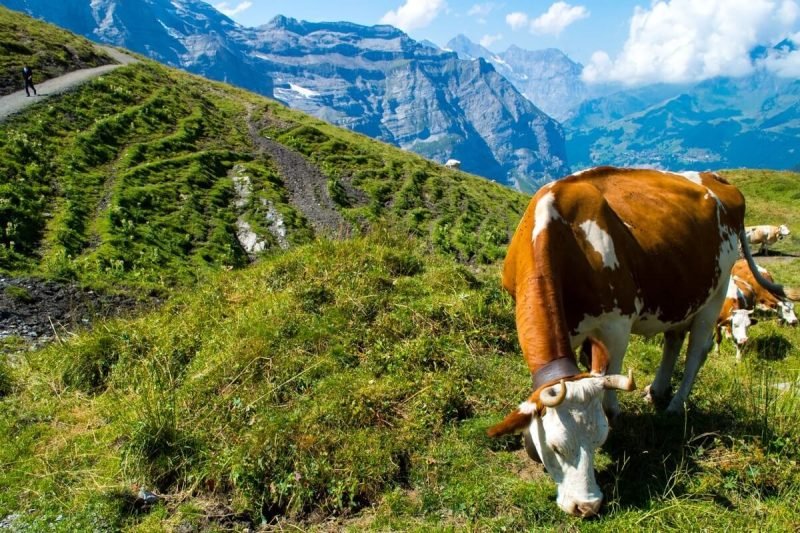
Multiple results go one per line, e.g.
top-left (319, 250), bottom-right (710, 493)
top-left (643, 384), bottom-right (672, 410)
top-left (664, 401), bottom-right (685, 415)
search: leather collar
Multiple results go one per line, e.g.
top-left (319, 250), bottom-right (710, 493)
top-left (533, 357), bottom-right (581, 390)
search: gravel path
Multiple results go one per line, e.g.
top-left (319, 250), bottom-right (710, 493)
top-left (0, 46), bottom-right (138, 122)
top-left (247, 112), bottom-right (348, 237)
top-left (0, 46), bottom-right (143, 345)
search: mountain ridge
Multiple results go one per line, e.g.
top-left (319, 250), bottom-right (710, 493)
top-left (1, 1), bottom-right (568, 191)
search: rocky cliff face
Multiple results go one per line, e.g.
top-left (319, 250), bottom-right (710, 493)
top-left (447, 35), bottom-right (595, 122)
top-left (250, 17), bottom-right (568, 190)
top-left (2, 2), bottom-right (569, 190)
top-left (4, 0), bottom-right (273, 99)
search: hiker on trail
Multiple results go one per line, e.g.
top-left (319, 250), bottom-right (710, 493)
top-left (23, 65), bottom-right (36, 97)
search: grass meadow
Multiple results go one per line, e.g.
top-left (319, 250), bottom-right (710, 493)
top-left (1, 171), bottom-right (799, 531)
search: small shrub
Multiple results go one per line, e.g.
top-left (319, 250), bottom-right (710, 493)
top-left (0, 355), bottom-right (13, 396)
top-left (327, 177), bottom-right (350, 207)
top-left (382, 250), bottom-right (424, 277)
top-left (3, 285), bottom-right (34, 303)
top-left (61, 333), bottom-right (121, 393)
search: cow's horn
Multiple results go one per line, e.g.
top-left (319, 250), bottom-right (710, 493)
top-left (602, 368), bottom-right (636, 391)
top-left (540, 379), bottom-right (567, 407)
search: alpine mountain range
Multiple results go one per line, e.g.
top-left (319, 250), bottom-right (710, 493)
top-left (3, 0), bottom-right (799, 190)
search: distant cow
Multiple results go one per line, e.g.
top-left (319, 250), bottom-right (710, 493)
top-left (732, 259), bottom-right (797, 325)
top-left (444, 159), bottom-right (461, 169)
top-left (746, 224), bottom-right (790, 254)
top-left (486, 167), bottom-right (798, 517)
top-left (715, 275), bottom-right (758, 361)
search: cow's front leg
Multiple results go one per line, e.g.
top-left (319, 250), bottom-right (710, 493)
top-left (645, 329), bottom-right (686, 409)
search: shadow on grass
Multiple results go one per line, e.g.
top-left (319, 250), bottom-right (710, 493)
top-left (597, 404), bottom-right (770, 511)
top-left (751, 333), bottom-right (792, 361)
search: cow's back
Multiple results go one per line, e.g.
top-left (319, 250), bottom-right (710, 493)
top-left (731, 259), bottom-right (780, 309)
top-left (505, 168), bottom-right (746, 334)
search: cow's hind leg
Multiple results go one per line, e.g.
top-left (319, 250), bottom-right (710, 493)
top-left (666, 305), bottom-right (720, 414)
top-left (645, 329), bottom-right (686, 409)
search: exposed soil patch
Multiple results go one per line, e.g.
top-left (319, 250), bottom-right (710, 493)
top-left (247, 112), bottom-right (348, 237)
top-left (0, 277), bottom-right (145, 348)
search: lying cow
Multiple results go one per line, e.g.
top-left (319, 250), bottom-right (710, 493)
top-left (746, 224), bottom-right (790, 254)
top-left (444, 158), bottom-right (461, 169)
top-left (731, 259), bottom-right (798, 325)
top-left (488, 167), bottom-right (798, 517)
top-left (715, 275), bottom-right (758, 361)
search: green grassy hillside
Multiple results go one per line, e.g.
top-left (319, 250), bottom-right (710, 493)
top-left (1, 231), bottom-right (799, 531)
top-left (0, 61), bottom-right (527, 293)
top-left (0, 6), bottom-right (114, 95)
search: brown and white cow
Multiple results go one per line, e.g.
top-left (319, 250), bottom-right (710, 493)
top-left (746, 224), bottom-right (791, 254)
top-left (715, 260), bottom-right (797, 360)
top-left (487, 167), bottom-right (798, 517)
top-left (731, 259), bottom-right (798, 326)
top-left (715, 275), bottom-right (758, 361)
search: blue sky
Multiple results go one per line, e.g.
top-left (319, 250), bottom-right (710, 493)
top-left (213, 0), bottom-right (800, 85)
top-left (214, 1), bottom-right (636, 62)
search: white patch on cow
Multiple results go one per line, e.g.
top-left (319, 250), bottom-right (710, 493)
top-left (532, 192), bottom-right (563, 242)
top-left (678, 171), bottom-right (703, 185)
top-left (528, 378), bottom-right (607, 516)
top-left (519, 401), bottom-right (538, 415)
top-left (778, 300), bottom-right (798, 325)
top-left (570, 167), bottom-right (598, 177)
top-left (756, 263), bottom-right (768, 274)
top-left (634, 305), bottom-right (690, 337)
top-left (571, 308), bottom-right (636, 346)
top-left (726, 276), bottom-right (740, 299)
top-left (579, 220), bottom-right (619, 270)
top-left (779, 224), bottom-right (791, 236)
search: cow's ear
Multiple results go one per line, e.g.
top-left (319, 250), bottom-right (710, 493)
top-left (487, 409), bottom-right (534, 437)
top-left (589, 337), bottom-right (610, 376)
top-left (750, 318), bottom-right (759, 326)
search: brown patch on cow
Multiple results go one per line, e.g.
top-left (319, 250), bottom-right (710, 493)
top-left (733, 260), bottom-right (780, 309)
top-left (487, 409), bottom-right (533, 437)
top-left (589, 337), bottom-right (610, 375)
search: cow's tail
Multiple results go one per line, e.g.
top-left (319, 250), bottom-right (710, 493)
top-left (739, 228), bottom-right (800, 301)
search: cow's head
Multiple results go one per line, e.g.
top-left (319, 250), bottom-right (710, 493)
top-left (488, 340), bottom-right (636, 517)
top-left (777, 300), bottom-right (798, 326)
top-left (778, 224), bottom-right (791, 238)
top-left (727, 308), bottom-right (756, 346)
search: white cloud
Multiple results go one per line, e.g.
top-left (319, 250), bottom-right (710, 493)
top-left (480, 33), bottom-right (504, 47)
top-left (530, 2), bottom-right (589, 35)
top-left (506, 11), bottom-right (529, 30)
top-left (380, 0), bottom-right (447, 32)
top-left (582, 0), bottom-right (800, 85)
top-left (468, 3), bottom-right (495, 18)
top-left (761, 32), bottom-right (800, 77)
top-left (214, 1), bottom-right (252, 17)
